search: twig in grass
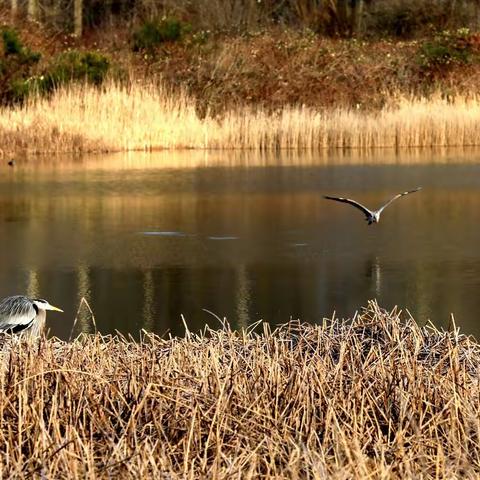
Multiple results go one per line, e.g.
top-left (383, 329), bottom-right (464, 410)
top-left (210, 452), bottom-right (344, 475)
top-left (69, 296), bottom-right (97, 340)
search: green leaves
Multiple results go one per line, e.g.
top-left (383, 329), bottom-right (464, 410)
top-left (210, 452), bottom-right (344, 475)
top-left (132, 18), bottom-right (189, 53)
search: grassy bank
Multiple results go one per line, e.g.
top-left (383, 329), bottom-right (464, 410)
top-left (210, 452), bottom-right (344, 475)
top-left (3, 83), bottom-right (480, 154)
top-left (0, 301), bottom-right (479, 478)
top-left (4, 12), bottom-right (480, 155)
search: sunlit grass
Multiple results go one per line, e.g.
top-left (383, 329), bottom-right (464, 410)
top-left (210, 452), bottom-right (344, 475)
top-left (2, 83), bottom-right (480, 154)
top-left (0, 301), bottom-right (479, 477)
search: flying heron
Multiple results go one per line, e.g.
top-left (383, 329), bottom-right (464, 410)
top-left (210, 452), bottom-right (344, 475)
top-left (0, 296), bottom-right (63, 339)
top-left (324, 187), bottom-right (422, 225)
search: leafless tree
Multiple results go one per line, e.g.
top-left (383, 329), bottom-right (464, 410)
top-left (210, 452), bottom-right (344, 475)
top-left (74, 0), bottom-right (82, 36)
top-left (27, 0), bottom-right (38, 21)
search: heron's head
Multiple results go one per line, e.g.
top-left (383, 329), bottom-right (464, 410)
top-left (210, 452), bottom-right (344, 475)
top-left (367, 213), bottom-right (380, 225)
top-left (33, 299), bottom-right (64, 312)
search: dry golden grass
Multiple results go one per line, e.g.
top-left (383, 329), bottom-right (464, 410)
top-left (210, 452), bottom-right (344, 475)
top-left (2, 83), bottom-right (480, 155)
top-left (0, 301), bottom-right (478, 478)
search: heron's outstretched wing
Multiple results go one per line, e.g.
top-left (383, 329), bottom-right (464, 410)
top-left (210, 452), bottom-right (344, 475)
top-left (0, 296), bottom-right (36, 334)
top-left (376, 187), bottom-right (422, 214)
top-left (323, 196), bottom-right (373, 218)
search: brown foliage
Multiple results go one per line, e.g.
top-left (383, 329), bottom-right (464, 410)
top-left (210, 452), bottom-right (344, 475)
top-left (4, 3), bottom-right (480, 113)
top-left (0, 301), bottom-right (479, 477)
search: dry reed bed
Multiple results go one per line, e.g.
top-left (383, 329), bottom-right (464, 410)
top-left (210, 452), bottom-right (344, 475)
top-left (0, 301), bottom-right (479, 478)
top-left (2, 84), bottom-right (480, 154)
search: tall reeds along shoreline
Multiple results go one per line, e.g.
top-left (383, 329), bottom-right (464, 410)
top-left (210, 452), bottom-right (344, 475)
top-left (0, 301), bottom-right (479, 478)
top-left (3, 83), bottom-right (480, 154)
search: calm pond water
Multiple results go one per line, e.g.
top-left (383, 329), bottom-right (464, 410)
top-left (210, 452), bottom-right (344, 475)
top-left (1, 149), bottom-right (480, 339)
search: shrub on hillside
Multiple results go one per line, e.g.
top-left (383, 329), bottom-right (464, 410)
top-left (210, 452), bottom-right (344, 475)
top-left (12, 50), bottom-right (110, 103)
top-left (2, 28), bottom-right (23, 56)
top-left (132, 18), bottom-right (188, 53)
top-left (418, 28), bottom-right (480, 72)
top-left (356, 0), bottom-right (473, 38)
top-left (0, 28), bottom-right (110, 103)
top-left (37, 50), bottom-right (110, 93)
top-left (0, 28), bottom-right (41, 104)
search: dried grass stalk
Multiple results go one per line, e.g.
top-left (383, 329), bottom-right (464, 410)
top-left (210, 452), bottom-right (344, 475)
top-left (0, 300), bottom-right (479, 478)
top-left (2, 84), bottom-right (480, 154)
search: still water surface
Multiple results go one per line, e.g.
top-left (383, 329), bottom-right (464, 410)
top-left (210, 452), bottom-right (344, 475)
top-left (1, 149), bottom-right (480, 339)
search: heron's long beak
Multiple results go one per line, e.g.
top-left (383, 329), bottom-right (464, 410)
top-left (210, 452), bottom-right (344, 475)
top-left (47, 305), bottom-right (64, 312)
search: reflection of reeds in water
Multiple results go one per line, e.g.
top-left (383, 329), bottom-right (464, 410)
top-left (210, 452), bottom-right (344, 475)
top-left (2, 301), bottom-right (479, 477)
top-left (3, 83), bottom-right (480, 154)
top-left (25, 268), bottom-right (39, 299)
top-left (11, 146), bottom-right (480, 169)
top-left (75, 263), bottom-right (93, 335)
top-left (235, 263), bottom-right (250, 329)
top-left (142, 269), bottom-right (155, 331)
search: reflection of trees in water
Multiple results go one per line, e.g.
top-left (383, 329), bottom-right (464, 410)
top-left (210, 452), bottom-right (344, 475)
top-left (20, 255), bottom-right (480, 340)
top-left (364, 256), bottom-right (382, 298)
top-left (75, 263), bottom-right (93, 335)
top-left (11, 166), bottom-right (480, 340)
top-left (26, 268), bottom-right (39, 299)
top-left (235, 263), bottom-right (250, 329)
top-left (362, 256), bottom-right (437, 324)
top-left (142, 269), bottom-right (155, 331)
top-left (144, 264), bottom-right (252, 334)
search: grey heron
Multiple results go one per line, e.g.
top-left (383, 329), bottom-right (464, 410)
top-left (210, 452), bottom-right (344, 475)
top-left (0, 296), bottom-right (63, 339)
top-left (324, 187), bottom-right (422, 225)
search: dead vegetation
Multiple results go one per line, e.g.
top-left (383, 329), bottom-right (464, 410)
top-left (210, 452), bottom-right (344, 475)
top-left (3, 12), bottom-right (480, 154)
top-left (0, 301), bottom-right (479, 478)
top-left (3, 81), bottom-right (480, 155)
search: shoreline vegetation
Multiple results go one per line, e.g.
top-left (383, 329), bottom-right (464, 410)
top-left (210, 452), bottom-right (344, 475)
top-left (3, 4), bottom-right (480, 155)
top-left (1, 301), bottom-right (478, 477)
top-left (3, 83), bottom-right (480, 155)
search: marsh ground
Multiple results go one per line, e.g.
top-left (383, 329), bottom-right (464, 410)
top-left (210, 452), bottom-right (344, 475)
top-left (1, 302), bottom-right (478, 478)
